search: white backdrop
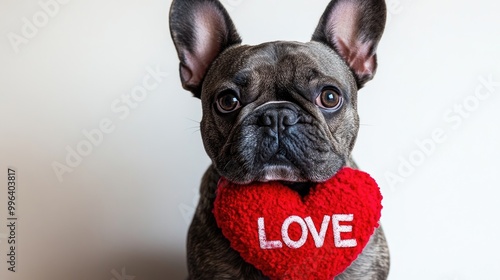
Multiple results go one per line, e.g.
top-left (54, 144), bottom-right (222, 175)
top-left (1, 0), bottom-right (499, 279)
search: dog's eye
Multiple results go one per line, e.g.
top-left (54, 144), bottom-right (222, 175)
top-left (316, 87), bottom-right (343, 110)
top-left (216, 90), bottom-right (241, 113)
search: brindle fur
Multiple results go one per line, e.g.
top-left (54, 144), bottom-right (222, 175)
top-left (169, 0), bottom-right (390, 279)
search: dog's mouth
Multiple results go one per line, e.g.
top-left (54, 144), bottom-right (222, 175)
top-left (281, 181), bottom-right (316, 197)
top-left (254, 164), bottom-right (332, 197)
top-left (223, 156), bottom-right (343, 197)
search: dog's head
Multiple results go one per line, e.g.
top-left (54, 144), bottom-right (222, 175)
top-left (170, 0), bottom-right (386, 184)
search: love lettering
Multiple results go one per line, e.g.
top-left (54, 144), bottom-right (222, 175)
top-left (258, 214), bottom-right (357, 249)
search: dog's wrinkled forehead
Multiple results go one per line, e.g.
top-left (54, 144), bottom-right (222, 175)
top-left (202, 41), bottom-right (357, 101)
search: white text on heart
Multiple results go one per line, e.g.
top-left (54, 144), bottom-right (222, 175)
top-left (258, 214), bottom-right (357, 249)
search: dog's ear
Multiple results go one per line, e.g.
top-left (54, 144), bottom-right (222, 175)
top-left (169, 0), bottom-right (241, 98)
top-left (312, 0), bottom-right (386, 88)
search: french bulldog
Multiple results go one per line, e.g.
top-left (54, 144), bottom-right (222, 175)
top-left (169, 0), bottom-right (390, 279)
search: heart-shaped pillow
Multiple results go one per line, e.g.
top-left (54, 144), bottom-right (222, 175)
top-left (213, 167), bottom-right (382, 280)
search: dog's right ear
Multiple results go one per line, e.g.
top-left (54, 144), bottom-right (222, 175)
top-left (169, 0), bottom-right (241, 98)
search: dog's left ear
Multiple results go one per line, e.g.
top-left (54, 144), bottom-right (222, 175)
top-left (312, 0), bottom-right (386, 88)
top-left (169, 0), bottom-right (241, 98)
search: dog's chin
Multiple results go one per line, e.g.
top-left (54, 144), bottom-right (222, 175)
top-left (256, 165), bottom-right (320, 197)
top-left (220, 163), bottom-right (341, 197)
top-left (257, 165), bottom-right (306, 183)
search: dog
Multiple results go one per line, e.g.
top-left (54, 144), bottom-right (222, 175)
top-left (169, 0), bottom-right (390, 279)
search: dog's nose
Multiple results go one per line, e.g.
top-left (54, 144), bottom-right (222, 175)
top-left (258, 108), bottom-right (299, 133)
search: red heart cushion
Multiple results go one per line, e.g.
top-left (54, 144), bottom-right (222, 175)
top-left (213, 167), bottom-right (382, 280)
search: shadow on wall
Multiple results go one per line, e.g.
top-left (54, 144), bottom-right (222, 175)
top-left (36, 251), bottom-right (188, 280)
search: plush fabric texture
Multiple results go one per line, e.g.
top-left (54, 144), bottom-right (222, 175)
top-left (213, 167), bottom-right (382, 280)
